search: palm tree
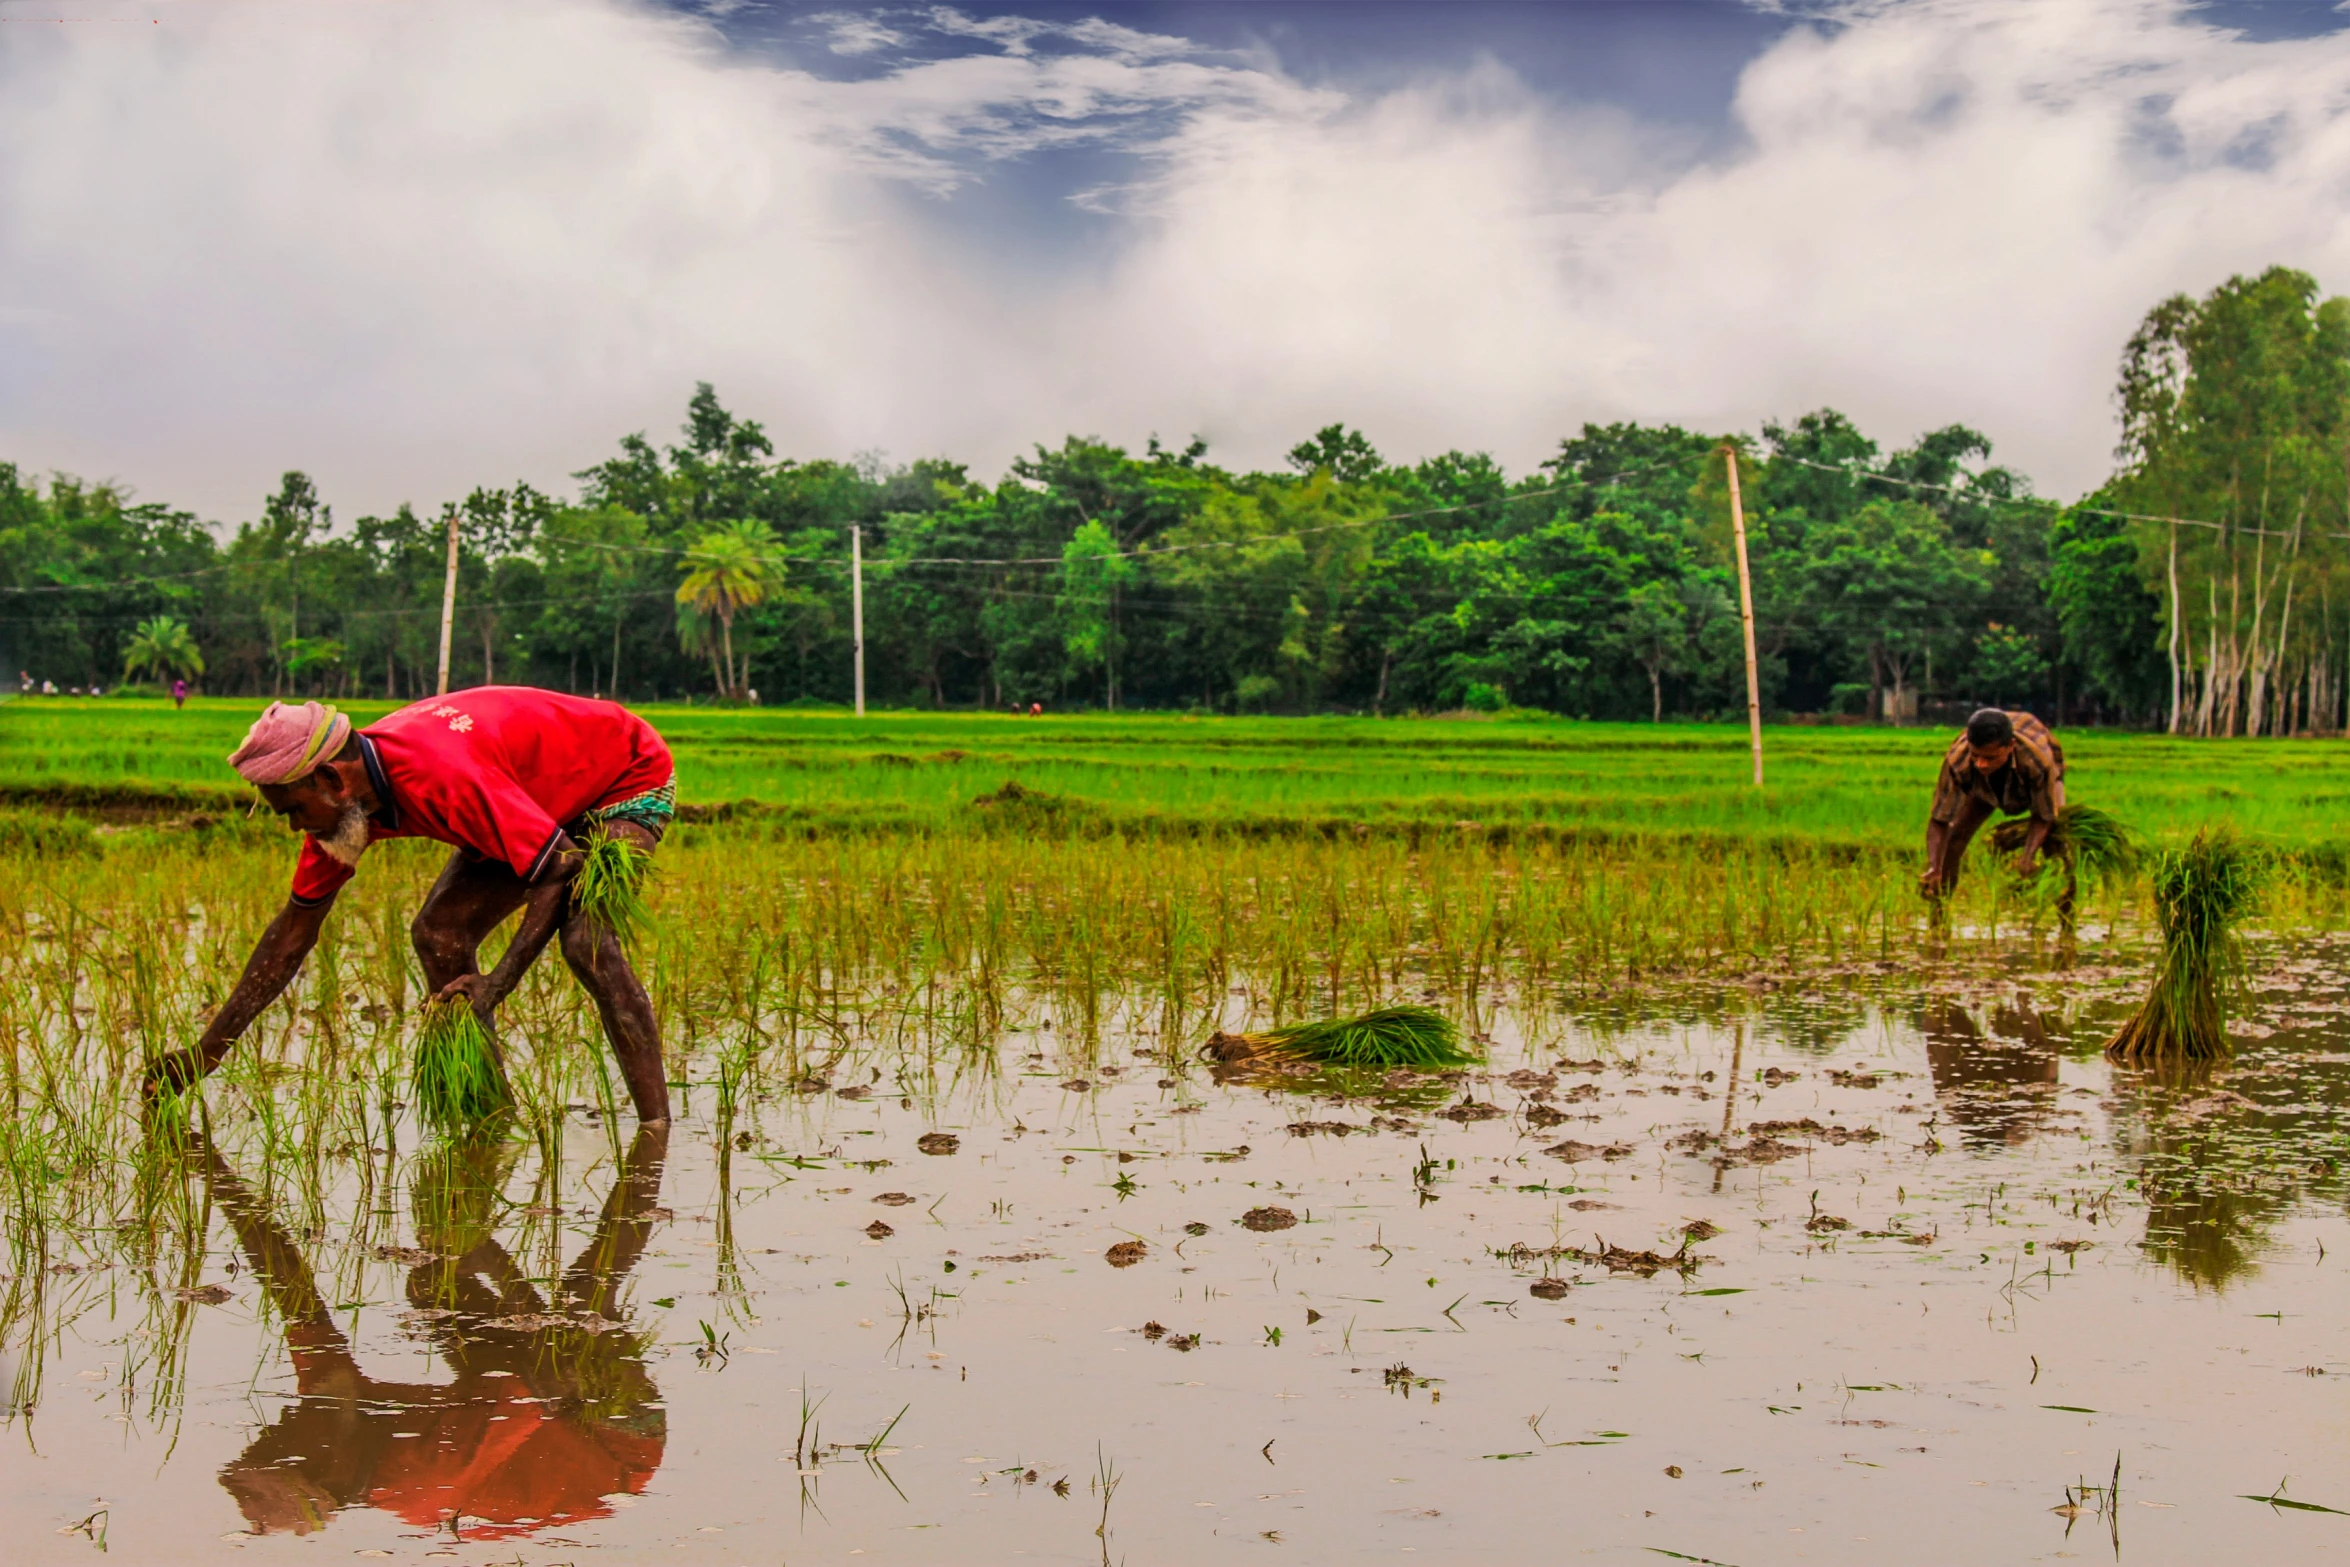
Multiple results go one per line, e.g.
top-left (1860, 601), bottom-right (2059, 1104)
top-left (121, 614), bottom-right (204, 687)
top-left (674, 520), bottom-right (779, 700)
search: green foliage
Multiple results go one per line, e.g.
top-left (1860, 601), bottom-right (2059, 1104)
top-left (2047, 505), bottom-right (2165, 722)
top-left (1972, 623), bottom-right (2049, 705)
top-left (412, 998), bottom-right (511, 1130)
top-left (1798, 499), bottom-right (1991, 721)
top-left (676, 518), bottom-right (782, 700)
top-left (279, 635), bottom-right (344, 680)
top-left (2113, 267), bottom-right (2350, 736)
top-left (2107, 829), bottom-right (2265, 1063)
top-left (1057, 518), bottom-right (1134, 697)
top-left (120, 615), bottom-right (203, 684)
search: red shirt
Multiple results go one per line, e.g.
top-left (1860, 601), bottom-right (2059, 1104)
top-left (290, 688), bottom-right (672, 905)
top-left (362, 1381), bottom-right (663, 1539)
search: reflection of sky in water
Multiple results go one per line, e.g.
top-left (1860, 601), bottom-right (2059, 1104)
top-left (13, 959), bottom-right (2350, 1562)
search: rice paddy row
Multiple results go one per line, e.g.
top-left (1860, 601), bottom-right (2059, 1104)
top-left (12, 698), bottom-right (2350, 851)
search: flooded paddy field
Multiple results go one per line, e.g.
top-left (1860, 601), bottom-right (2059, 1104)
top-left (12, 938), bottom-right (2350, 1566)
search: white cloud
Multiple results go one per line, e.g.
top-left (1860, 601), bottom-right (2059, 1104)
top-left (921, 6), bottom-right (1196, 63)
top-left (4, 0), bottom-right (2350, 524)
top-left (806, 11), bottom-right (905, 57)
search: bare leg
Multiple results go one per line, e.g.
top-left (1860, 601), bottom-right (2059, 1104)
top-left (410, 850), bottom-right (530, 1065)
top-left (558, 819), bottom-right (671, 1124)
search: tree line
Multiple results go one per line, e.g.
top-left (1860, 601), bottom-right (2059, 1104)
top-left (5, 267), bottom-right (2345, 732)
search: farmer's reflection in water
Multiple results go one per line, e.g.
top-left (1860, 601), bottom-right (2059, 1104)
top-left (191, 1125), bottom-right (669, 1540)
top-left (1918, 999), bottom-right (2061, 1149)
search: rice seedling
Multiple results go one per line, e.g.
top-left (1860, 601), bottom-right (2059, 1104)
top-left (1205, 1004), bottom-right (1474, 1070)
top-left (2106, 829), bottom-right (2264, 1064)
top-left (1991, 804), bottom-right (2137, 881)
top-left (411, 996), bottom-right (512, 1130)
top-left (573, 826), bottom-right (656, 951)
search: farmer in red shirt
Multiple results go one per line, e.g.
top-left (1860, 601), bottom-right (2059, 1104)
top-left (146, 689), bottom-right (676, 1122)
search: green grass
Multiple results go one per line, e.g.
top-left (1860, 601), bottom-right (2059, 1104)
top-left (7, 697), bottom-right (2350, 853)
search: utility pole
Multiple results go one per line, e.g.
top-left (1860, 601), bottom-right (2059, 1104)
top-left (1724, 444), bottom-right (1763, 788)
top-left (435, 506), bottom-right (460, 697)
top-left (851, 524), bottom-right (866, 717)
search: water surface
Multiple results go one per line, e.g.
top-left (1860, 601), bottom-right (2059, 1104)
top-left (12, 953), bottom-right (2350, 1565)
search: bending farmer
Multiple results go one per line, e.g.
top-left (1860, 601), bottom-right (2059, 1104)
top-left (1920, 706), bottom-right (2065, 896)
top-left (147, 689), bottom-right (677, 1122)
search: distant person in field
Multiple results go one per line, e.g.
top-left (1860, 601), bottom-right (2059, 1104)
top-left (1919, 707), bottom-right (2065, 896)
top-left (172, 677), bottom-right (188, 709)
top-left (145, 689), bottom-right (677, 1123)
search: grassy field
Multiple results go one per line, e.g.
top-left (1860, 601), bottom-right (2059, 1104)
top-left (5, 695), bottom-right (2349, 850)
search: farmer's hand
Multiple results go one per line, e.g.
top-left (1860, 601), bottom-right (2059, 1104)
top-left (1916, 866), bottom-right (1944, 899)
top-left (2011, 850), bottom-right (2039, 879)
top-left (436, 973), bottom-right (495, 1017)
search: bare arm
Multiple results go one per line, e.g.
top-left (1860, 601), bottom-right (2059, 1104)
top-left (1920, 819), bottom-right (1952, 895)
top-left (1921, 798), bottom-right (1995, 896)
top-left (145, 896), bottom-right (333, 1096)
top-left (442, 831), bottom-right (581, 1014)
top-left (2013, 816), bottom-right (2054, 876)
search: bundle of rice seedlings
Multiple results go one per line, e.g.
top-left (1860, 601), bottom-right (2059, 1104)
top-left (572, 828), bottom-right (655, 951)
top-left (1205, 1005), bottom-right (1475, 1070)
top-left (413, 996), bottom-right (512, 1130)
top-left (1991, 804), bottom-right (2136, 881)
top-left (2106, 828), bottom-right (2264, 1064)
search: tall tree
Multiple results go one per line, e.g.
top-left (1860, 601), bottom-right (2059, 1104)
top-left (674, 519), bottom-right (780, 700)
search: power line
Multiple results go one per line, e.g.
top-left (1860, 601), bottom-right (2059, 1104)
top-left (565, 469), bottom-right (1651, 572)
top-left (0, 454), bottom-right (1686, 600)
top-left (1773, 452), bottom-right (2342, 542)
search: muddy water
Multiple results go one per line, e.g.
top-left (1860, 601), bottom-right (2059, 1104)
top-left (13, 961), bottom-right (2350, 1565)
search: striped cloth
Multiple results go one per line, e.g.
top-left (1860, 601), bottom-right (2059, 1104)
top-left (581, 775), bottom-right (677, 835)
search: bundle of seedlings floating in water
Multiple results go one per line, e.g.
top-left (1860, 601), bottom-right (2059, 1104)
top-left (412, 996), bottom-right (512, 1130)
top-left (2106, 827), bottom-right (2263, 1064)
top-left (1205, 1004), bottom-right (1476, 1070)
top-left (572, 827), bottom-right (656, 956)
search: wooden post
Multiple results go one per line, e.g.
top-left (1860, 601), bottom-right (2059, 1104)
top-left (1725, 444), bottom-right (1763, 788)
top-left (851, 523), bottom-right (866, 718)
top-left (435, 506), bottom-right (460, 697)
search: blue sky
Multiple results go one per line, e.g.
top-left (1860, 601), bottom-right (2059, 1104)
top-left (6, 0), bottom-right (2350, 521)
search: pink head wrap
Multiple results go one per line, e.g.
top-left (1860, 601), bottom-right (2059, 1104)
top-left (227, 701), bottom-right (352, 786)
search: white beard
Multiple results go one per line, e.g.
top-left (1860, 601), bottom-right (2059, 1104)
top-left (314, 801), bottom-right (373, 868)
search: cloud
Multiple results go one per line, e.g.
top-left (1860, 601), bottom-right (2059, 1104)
top-left (805, 11), bottom-right (904, 56)
top-left (4, 0), bottom-right (2350, 524)
top-left (924, 6), bottom-right (1196, 63)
